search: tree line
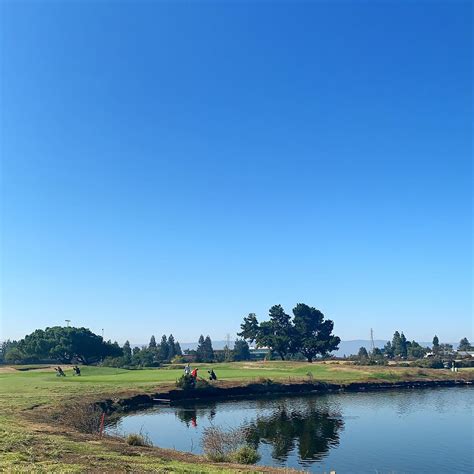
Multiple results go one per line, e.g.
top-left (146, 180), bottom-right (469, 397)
top-left (1, 322), bottom-right (471, 366)
top-left (180, 335), bottom-right (251, 363)
top-left (356, 333), bottom-right (474, 366)
top-left (104, 334), bottom-right (184, 367)
top-left (238, 303), bottom-right (340, 362)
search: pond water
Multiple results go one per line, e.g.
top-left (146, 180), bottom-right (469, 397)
top-left (107, 386), bottom-right (473, 473)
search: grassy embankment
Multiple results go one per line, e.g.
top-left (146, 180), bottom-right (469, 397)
top-left (1, 361), bottom-right (473, 472)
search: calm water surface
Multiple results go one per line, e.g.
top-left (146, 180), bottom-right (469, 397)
top-left (107, 387), bottom-right (473, 473)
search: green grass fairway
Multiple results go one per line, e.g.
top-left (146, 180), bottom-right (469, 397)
top-left (1, 361), bottom-right (472, 472)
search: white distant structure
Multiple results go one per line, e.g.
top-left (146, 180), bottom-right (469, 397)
top-left (456, 350), bottom-right (474, 358)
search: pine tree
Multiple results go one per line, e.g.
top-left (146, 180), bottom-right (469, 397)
top-left (358, 346), bottom-right (369, 359)
top-left (196, 335), bottom-right (205, 362)
top-left (399, 332), bottom-right (408, 358)
top-left (196, 335), bottom-right (214, 362)
top-left (392, 331), bottom-right (402, 357)
top-left (458, 337), bottom-right (472, 351)
top-left (168, 334), bottom-right (176, 360)
top-left (123, 340), bottom-right (132, 363)
top-left (383, 341), bottom-right (394, 358)
top-left (149, 335), bottom-right (157, 349)
top-left (233, 339), bottom-right (251, 361)
top-left (159, 335), bottom-right (169, 361)
top-left (203, 336), bottom-right (214, 362)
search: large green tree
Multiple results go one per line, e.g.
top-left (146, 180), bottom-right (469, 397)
top-left (239, 313), bottom-right (260, 343)
top-left (16, 326), bottom-right (122, 364)
top-left (263, 305), bottom-right (293, 360)
top-left (292, 304), bottom-right (340, 362)
top-left (241, 305), bottom-right (294, 360)
top-left (239, 303), bottom-right (340, 362)
top-left (407, 340), bottom-right (427, 359)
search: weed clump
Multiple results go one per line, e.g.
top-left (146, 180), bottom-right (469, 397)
top-left (231, 445), bottom-right (261, 464)
top-left (202, 426), bottom-right (259, 464)
top-left (126, 432), bottom-right (153, 447)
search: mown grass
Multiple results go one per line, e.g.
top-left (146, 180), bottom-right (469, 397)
top-left (1, 362), bottom-right (472, 472)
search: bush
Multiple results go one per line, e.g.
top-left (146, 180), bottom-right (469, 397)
top-left (102, 356), bottom-right (127, 368)
top-left (60, 401), bottom-right (103, 434)
top-left (176, 374), bottom-right (195, 390)
top-left (202, 426), bottom-right (244, 462)
top-left (176, 374), bottom-right (211, 390)
top-left (231, 445), bottom-right (260, 464)
top-left (411, 358), bottom-right (445, 369)
top-left (202, 426), bottom-right (260, 464)
top-left (126, 432), bottom-right (153, 447)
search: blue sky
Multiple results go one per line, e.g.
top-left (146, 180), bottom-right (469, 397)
top-left (1, 1), bottom-right (472, 344)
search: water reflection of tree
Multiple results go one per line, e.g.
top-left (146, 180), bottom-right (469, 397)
top-left (244, 399), bottom-right (343, 463)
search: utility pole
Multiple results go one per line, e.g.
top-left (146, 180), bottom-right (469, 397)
top-left (370, 328), bottom-right (375, 353)
top-left (225, 333), bottom-right (231, 360)
top-left (65, 319), bottom-right (71, 328)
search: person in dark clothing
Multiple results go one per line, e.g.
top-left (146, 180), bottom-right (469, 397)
top-left (56, 366), bottom-right (66, 376)
top-left (73, 365), bottom-right (81, 376)
top-left (208, 369), bottom-right (217, 381)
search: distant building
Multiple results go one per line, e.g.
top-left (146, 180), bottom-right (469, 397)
top-left (456, 350), bottom-right (474, 358)
top-left (249, 347), bottom-right (270, 360)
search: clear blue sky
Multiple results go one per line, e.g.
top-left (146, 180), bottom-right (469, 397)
top-left (1, 1), bottom-right (472, 345)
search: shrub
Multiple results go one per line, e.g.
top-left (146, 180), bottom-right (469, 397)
top-left (102, 356), bottom-right (127, 368)
top-left (202, 426), bottom-right (244, 462)
top-left (411, 358), bottom-right (444, 369)
top-left (60, 401), bottom-right (103, 434)
top-left (176, 374), bottom-right (195, 390)
top-left (231, 445), bottom-right (260, 464)
top-left (126, 432), bottom-right (153, 447)
top-left (176, 374), bottom-right (211, 390)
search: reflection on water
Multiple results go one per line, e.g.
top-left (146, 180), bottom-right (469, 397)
top-left (107, 387), bottom-right (474, 472)
top-left (244, 399), bottom-right (343, 463)
top-left (172, 398), bottom-right (344, 463)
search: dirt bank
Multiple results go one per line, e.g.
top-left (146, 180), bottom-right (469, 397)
top-left (97, 378), bottom-right (473, 414)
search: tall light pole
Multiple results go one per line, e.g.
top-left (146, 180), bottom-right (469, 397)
top-left (65, 319), bottom-right (71, 327)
